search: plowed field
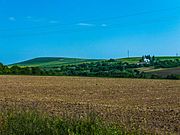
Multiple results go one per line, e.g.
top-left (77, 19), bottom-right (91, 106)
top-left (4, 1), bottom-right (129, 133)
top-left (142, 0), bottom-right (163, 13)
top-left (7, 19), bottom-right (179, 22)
top-left (0, 76), bottom-right (179, 134)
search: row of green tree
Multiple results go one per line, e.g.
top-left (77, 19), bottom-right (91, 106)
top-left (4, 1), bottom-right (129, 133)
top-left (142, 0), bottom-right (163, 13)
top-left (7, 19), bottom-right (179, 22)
top-left (0, 56), bottom-right (179, 79)
top-left (54, 57), bottom-right (180, 79)
top-left (0, 63), bottom-right (44, 75)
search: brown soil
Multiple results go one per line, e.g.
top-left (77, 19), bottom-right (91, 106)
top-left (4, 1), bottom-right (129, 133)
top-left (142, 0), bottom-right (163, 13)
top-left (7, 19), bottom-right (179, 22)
top-left (0, 75), bottom-right (179, 134)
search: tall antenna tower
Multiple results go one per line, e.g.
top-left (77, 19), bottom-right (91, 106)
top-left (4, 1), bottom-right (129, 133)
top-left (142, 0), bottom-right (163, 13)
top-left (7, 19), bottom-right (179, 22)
top-left (128, 50), bottom-right (130, 58)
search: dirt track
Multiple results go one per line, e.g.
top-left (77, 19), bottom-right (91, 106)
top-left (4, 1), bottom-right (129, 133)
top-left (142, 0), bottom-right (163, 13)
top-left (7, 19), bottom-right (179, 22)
top-left (0, 76), bottom-right (179, 134)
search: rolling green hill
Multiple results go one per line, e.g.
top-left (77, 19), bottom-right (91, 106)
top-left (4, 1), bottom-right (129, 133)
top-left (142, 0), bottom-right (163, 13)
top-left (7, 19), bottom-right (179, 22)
top-left (11, 56), bottom-right (180, 67)
top-left (12, 57), bottom-right (103, 67)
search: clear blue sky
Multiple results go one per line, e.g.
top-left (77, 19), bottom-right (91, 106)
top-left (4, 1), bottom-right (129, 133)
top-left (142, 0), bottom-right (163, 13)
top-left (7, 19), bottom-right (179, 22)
top-left (0, 0), bottom-right (180, 64)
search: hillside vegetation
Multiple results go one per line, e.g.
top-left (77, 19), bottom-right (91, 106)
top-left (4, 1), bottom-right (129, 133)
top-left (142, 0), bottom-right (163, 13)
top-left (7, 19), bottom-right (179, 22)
top-left (12, 57), bottom-right (102, 67)
top-left (0, 56), bottom-right (178, 79)
top-left (12, 56), bottom-right (180, 67)
top-left (117, 56), bottom-right (180, 64)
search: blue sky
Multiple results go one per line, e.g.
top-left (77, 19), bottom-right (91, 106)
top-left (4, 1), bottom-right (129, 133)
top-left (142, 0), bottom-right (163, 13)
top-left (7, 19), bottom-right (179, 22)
top-left (0, 0), bottom-right (180, 64)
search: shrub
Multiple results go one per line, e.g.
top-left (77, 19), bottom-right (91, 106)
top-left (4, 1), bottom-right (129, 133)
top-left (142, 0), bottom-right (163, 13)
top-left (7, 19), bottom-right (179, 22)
top-left (166, 74), bottom-right (180, 80)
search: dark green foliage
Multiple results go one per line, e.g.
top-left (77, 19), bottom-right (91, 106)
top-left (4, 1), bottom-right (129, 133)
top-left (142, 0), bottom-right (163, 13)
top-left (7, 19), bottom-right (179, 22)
top-left (166, 74), bottom-right (180, 80)
top-left (54, 57), bottom-right (180, 79)
top-left (108, 58), bottom-right (116, 62)
top-left (154, 60), bottom-right (180, 68)
top-left (0, 56), bottom-right (179, 80)
top-left (150, 74), bottom-right (161, 79)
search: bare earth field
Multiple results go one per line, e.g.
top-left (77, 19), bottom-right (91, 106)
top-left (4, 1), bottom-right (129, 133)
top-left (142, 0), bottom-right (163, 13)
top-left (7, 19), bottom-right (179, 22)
top-left (150, 67), bottom-right (180, 77)
top-left (0, 75), bottom-right (179, 134)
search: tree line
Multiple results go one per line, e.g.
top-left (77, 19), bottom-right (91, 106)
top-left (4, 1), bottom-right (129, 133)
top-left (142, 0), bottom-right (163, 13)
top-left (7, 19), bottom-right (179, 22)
top-left (0, 56), bottom-right (179, 79)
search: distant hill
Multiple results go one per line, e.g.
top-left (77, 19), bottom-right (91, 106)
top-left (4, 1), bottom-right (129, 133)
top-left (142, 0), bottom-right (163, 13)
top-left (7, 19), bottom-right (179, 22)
top-left (12, 57), bottom-right (103, 67)
top-left (11, 56), bottom-right (180, 67)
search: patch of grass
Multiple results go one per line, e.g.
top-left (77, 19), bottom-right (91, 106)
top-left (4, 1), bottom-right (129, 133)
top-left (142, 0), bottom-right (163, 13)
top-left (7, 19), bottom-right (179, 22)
top-left (0, 109), bottom-right (141, 135)
top-left (135, 67), bottom-right (168, 73)
top-left (117, 57), bottom-right (141, 64)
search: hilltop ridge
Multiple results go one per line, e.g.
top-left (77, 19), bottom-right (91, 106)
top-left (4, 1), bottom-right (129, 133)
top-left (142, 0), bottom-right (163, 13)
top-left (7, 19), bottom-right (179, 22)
top-left (11, 56), bottom-right (180, 67)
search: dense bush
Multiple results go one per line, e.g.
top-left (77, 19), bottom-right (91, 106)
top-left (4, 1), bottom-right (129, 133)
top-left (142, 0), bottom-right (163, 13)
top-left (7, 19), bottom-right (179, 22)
top-left (153, 59), bottom-right (180, 68)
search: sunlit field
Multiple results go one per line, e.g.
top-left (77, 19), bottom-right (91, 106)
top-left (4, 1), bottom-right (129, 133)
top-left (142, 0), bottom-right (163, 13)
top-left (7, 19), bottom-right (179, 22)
top-left (0, 75), bottom-right (179, 134)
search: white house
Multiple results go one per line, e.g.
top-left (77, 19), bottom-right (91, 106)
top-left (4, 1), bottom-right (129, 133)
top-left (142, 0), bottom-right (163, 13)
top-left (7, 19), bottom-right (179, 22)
top-left (144, 58), bottom-right (150, 63)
